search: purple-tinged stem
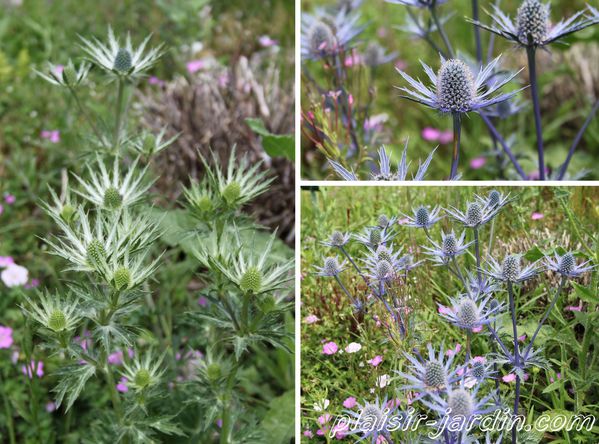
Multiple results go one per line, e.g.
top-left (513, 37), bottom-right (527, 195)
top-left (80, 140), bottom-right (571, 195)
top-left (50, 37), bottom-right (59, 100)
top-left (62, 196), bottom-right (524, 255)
top-left (430, 5), bottom-right (454, 58)
top-left (473, 228), bottom-right (482, 290)
top-left (450, 113), bottom-right (461, 180)
top-left (479, 113), bottom-right (527, 179)
top-left (334, 275), bottom-right (359, 309)
top-left (526, 46), bottom-right (545, 180)
top-left (523, 276), bottom-right (566, 360)
top-left (558, 100), bottom-right (599, 180)
top-left (487, 323), bottom-right (510, 357)
top-left (471, 0), bottom-right (482, 63)
top-left (508, 281), bottom-right (521, 443)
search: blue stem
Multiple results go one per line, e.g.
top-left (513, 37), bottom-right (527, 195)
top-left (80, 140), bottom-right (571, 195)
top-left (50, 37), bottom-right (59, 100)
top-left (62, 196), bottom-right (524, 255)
top-left (558, 100), bottom-right (599, 180)
top-left (526, 46), bottom-right (545, 180)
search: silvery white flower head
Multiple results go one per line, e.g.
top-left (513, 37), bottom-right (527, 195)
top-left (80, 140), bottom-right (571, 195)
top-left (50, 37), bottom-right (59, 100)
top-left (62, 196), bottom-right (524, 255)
top-left (439, 293), bottom-right (505, 331)
top-left (402, 204), bottom-right (442, 229)
top-left (35, 59), bottom-right (90, 88)
top-left (544, 252), bottom-right (593, 279)
top-left (315, 256), bottom-right (347, 277)
top-left (131, 126), bottom-right (180, 157)
top-left (354, 225), bottom-right (396, 248)
top-left (322, 230), bottom-right (351, 248)
top-left (386, 0), bottom-right (449, 9)
top-left (72, 156), bottom-right (153, 210)
top-left (301, 8), bottom-right (365, 60)
top-left (483, 254), bottom-right (540, 283)
top-left (423, 230), bottom-right (473, 265)
top-left (396, 54), bottom-right (525, 114)
top-left (21, 290), bottom-right (82, 333)
top-left (395, 343), bottom-right (462, 398)
top-left (445, 199), bottom-right (502, 228)
top-left (328, 142), bottom-right (436, 181)
top-left (214, 231), bottom-right (294, 295)
top-left (121, 351), bottom-right (166, 391)
top-left (201, 147), bottom-right (273, 209)
top-left (470, 0), bottom-right (597, 48)
top-left (80, 27), bottom-right (164, 79)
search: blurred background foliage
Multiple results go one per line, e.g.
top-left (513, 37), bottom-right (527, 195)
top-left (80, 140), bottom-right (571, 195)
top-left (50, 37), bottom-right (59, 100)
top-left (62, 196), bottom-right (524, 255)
top-left (301, 0), bottom-right (599, 180)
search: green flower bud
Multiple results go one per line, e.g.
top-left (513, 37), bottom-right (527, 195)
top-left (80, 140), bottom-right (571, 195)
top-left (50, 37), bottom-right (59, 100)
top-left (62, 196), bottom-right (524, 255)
top-left (134, 368), bottom-right (151, 388)
top-left (113, 267), bottom-right (132, 290)
top-left (60, 204), bottom-right (76, 223)
top-left (221, 181), bottom-right (241, 205)
top-left (48, 309), bottom-right (67, 332)
top-left (113, 48), bottom-right (132, 72)
top-left (87, 239), bottom-right (106, 266)
top-left (240, 266), bottom-right (262, 294)
top-left (206, 363), bottom-right (222, 382)
top-left (143, 133), bottom-right (156, 154)
top-left (103, 187), bottom-right (123, 209)
top-left (62, 65), bottom-right (77, 86)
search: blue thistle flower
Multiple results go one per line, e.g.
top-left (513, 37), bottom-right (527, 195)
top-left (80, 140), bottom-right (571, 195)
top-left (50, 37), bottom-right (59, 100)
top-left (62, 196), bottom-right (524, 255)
top-left (402, 205), bottom-right (442, 229)
top-left (301, 9), bottom-right (365, 60)
top-left (363, 244), bottom-right (408, 273)
top-left (477, 190), bottom-right (514, 213)
top-left (439, 294), bottom-right (504, 331)
top-left (420, 386), bottom-right (498, 428)
top-left (315, 256), bottom-right (347, 277)
top-left (470, 0), bottom-right (596, 48)
top-left (395, 343), bottom-right (462, 397)
top-left (483, 254), bottom-right (540, 283)
top-left (467, 357), bottom-right (496, 383)
top-left (544, 252), bottom-right (593, 279)
top-left (322, 230), bottom-right (351, 248)
top-left (423, 230), bottom-right (472, 265)
top-left (343, 396), bottom-right (401, 444)
top-left (354, 226), bottom-right (396, 248)
top-left (365, 259), bottom-right (395, 284)
top-left (395, 55), bottom-right (524, 114)
top-left (445, 199), bottom-right (503, 228)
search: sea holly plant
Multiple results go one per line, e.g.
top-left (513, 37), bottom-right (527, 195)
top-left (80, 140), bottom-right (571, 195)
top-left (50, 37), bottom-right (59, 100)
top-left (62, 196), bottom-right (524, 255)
top-left (301, 1), bottom-right (599, 180)
top-left (312, 190), bottom-right (595, 443)
top-left (181, 150), bottom-right (294, 442)
top-left (28, 29), bottom-right (182, 442)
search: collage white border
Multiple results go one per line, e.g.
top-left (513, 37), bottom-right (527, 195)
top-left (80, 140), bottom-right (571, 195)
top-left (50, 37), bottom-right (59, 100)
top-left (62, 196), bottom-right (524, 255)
top-left (292, 2), bottom-right (598, 442)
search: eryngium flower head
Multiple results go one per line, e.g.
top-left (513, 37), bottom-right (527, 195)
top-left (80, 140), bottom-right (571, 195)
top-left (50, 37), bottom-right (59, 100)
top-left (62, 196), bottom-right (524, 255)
top-left (131, 126), bottom-right (180, 157)
top-left (344, 396), bottom-right (400, 443)
top-left (483, 254), bottom-right (540, 283)
top-left (445, 198), bottom-right (504, 228)
top-left (214, 231), bottom-right (294, 295)
top-left (372, 259), bottom-right (394, 282)
top-left (121, 351), bottom-right (165, 391)
top-left (423, 230), bottom-right (472, 265)
top-left (544, 252), bottom-right (593, 278)
top-left (35, 59), bottom-right (90, 88)
top-left (363, 42), bottom-right (396, 67)
top-left (328, 143), bottom-right (436, 181)
top-left (439, 294), bottom-right (504, 331)
top-left (301, 9), bottom-right (364, 60)
top-left (80, 27), bottom-right (164, 78)
top-left (315, 256), bottom-right (346, 277)
top-left (476, 190), bottom-right (515, 214)
top-left (21, 291), bottom-right (81, 334)
top-left (468, 357), bottom-right (495, 382)
top-left (402, 205), bottom-right (442, 229)
top-left (470, 1), bottom-right (596, 48)
top-left (354, 225), bottom-right (396, 248)
top-left (200, 147), bottom-right (273, 209)
top-left (396, 55), bottom-right (524, 114)
top-left (396, 343), bottom-right (461, 397)
top-left (322, 230), bottom-right (351, 248)
top-left (420, 387), bottom-right (498, 427)
top-left (72, 156), bottom-right (153, 210)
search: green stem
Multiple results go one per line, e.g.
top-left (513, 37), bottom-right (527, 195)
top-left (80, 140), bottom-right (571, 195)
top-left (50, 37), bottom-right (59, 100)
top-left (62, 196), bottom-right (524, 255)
top-left (220, 363), bottom-right (241, 444)
top-left (67, 86), bottom-right (107, 149)
top-left (0, 370), bottom-right (16, 444)
top-left (113, 77), bottom-right (126, 153)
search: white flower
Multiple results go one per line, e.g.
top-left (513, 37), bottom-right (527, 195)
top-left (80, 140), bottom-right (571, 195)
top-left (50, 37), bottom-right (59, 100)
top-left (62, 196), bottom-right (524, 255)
top-left (345, 342), bottom-right (362, 353)
top-left (1, 264), bottom-right (29, 287)
top-left (377, 374), bottom-right (390, 388)
top-left (313, 398), bottom-right (330, 412)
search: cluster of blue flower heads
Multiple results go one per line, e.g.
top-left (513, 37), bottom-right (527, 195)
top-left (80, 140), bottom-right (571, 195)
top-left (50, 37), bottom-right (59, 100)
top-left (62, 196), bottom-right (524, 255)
top-left (314, 190), bottom-right (594, 443)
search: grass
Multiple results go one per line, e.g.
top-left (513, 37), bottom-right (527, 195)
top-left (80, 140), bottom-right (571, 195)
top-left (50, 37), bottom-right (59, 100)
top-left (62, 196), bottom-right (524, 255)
top-left (300, 186), bottom-right (598, 442)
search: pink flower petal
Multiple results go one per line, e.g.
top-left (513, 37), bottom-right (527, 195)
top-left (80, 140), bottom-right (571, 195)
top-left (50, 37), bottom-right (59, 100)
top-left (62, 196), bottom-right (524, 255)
top-left (421, 127), bottom-right (441, 142)
top-left (470, 157), bottom-right (486, 169)
top-left (367, 355), bottom-right (383, 367)
top-left (322, 341), bottom-right (338, 355)
top-left (531, 212), bottom-right (544, 220)
top-left (343, 396), bottom-right (357, 408)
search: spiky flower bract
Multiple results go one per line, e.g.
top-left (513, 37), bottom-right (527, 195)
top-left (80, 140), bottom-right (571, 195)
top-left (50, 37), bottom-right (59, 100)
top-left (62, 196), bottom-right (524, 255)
top-left (214, 231), bottom-right (293, 295)
top-left (21, 290), bottom-right (82, 334)
top-left (402, 205), bottom-right (442, 229)
top-left (363, 244), bottom-right (409, 273)
top-left (79, 27), bottom-right (164, 78)
top-left (439, 294), bottom-right (504, 331)
top-left (72, 156), bottom-right (152, 209)
top-left (200, 147), bottom-right (273, 210)
top-left (396, 55), bottom-right (524, 114)
top-left (130, 126), bottom-right (180, 157)
top-left (301, 9), bottom-right (365, 60)
top-left (544, 252), bottom-right (593, 279)
top-left (483, 254), bottom-right (540, 283)
top-left (420, 386), bottom-right (498, 427)
top-left (35, 59), bottom-right (90, 88)
top-left (423, 230), bottom-right (472, 265)
top-left (322, 230), bottom-right (351, 248)
top-left (315, 256), bottom-right (346, 277)
top-left (344, 396), bottom-right (400, 443)
top-left (354, 225), bottom-right (396, 248)
top-left (445, 198), bottom-right (505, 228)
top-left (471, 0), bottom-right (596, 48)
top-left (121, 351), bottom-right (165, 391)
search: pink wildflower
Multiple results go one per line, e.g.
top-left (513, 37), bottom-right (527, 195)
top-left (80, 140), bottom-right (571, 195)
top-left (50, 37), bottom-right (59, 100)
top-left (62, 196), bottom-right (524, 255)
top-left (0, 326), bottom-right (14, 348)
top-left (186, 59), bottom-right (207, 73)
top-left (531, 212), bottom-right (544, 220)
top-left (40, 130), bottom-right (60, 143)
top-left (470, 157), bottom-right (486, 169)
top-left (4, 194), bottom-right (15, 204)
top-left (0, 256), bottom-right (14, 267)
top-left (502, 373), bottom-right (517, 383)
top-left (258, 35), bottom-right (278, 47)
top-left (438, 130), bottom-right (453, 144)
top-left (421, 127), bottom-right (441, 142)
top-left (322, 341), bottom-right (338, 355)
top-left (343, 396), bottom-right (357, 408)
top-left (367, 355), bottom-right (383, 367)
top-left (22, 360), bottom-right (44, 378)
top-left (116, 377), bottom-right (128, 393)
top-left (304, 314), bottom-right (320, 324)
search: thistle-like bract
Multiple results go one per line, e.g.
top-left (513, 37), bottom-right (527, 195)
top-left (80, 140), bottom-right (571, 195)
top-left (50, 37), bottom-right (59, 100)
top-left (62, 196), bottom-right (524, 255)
top-left (121, 352), bottom-right (165, 391)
